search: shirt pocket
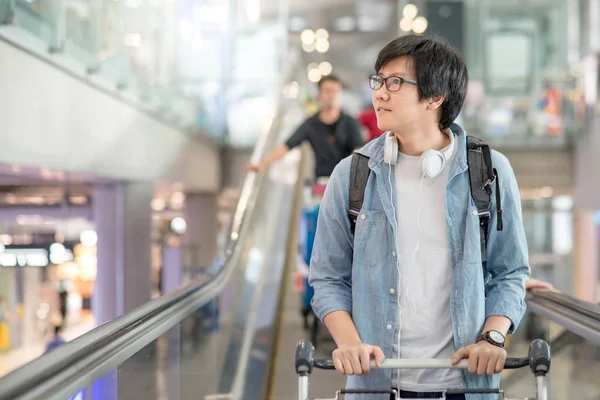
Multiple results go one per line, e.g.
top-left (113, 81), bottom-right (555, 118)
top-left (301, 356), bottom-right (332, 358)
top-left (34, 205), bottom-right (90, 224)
top-left (352, 210), bottom-right (388, 269)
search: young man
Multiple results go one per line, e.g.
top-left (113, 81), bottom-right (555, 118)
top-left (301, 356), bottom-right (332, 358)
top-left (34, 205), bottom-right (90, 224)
top-left (308, 35), bottom-right (530, 400)
top-left (247, 75), bottom-right (364, 178)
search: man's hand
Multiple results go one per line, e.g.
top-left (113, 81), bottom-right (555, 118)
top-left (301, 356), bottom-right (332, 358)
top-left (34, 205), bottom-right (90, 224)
top-left (332, 343), bottom-right (385, 375)
top-left (526, 278), bottom-right (553, 291)
top-left (245, 163), bottom-right (264, 173)
top-left (452, 341), bottom-right (507, 375)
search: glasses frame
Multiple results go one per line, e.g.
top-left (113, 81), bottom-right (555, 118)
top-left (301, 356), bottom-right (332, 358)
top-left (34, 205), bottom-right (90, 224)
top-left (369, 74), bottom-right (418, 92)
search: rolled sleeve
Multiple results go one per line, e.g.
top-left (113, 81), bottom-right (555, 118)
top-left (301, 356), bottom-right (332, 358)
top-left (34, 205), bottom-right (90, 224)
top-left (484, 152), bottom-right (530, 334)
top-left (308, 158), bottom-right (355, 321)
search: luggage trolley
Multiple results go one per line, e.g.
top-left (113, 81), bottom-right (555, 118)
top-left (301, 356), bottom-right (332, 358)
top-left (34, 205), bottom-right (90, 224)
top-left (294, 339), bottom-right (550, 400)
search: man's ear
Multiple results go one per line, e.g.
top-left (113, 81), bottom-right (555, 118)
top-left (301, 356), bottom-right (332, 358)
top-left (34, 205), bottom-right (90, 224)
top-left (427, 95), bottom-right (445, 110)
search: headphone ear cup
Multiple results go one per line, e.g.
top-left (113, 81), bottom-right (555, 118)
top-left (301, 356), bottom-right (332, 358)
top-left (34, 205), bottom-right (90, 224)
top-left (384, 133), bottom-right (398, 165)
top-left (420, 149), bottom-right (446, 178)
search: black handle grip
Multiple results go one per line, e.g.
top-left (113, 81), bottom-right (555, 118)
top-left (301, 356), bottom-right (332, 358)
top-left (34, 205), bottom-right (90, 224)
top-left (446, 389), bottom-right (501, 394)
top-left (314, 359), bottom-right (335, 370)
top-left (529, 338), bottom-right (551, 375)
top-left (504, 357), bottom-right (529, 369)
top-left (295, 340), bottom-right (314, 376)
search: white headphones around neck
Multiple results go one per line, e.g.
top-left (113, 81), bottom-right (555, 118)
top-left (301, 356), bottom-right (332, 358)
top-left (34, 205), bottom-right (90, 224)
top-left (383, 130), bottom-right (455, 177)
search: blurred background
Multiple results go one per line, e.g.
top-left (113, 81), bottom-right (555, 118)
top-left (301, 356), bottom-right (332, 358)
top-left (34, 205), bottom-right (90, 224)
top-left (0, 0), bottom-right (598, 399)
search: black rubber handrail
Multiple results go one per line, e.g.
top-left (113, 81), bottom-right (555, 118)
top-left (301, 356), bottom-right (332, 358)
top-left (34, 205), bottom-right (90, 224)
top-left (528, 289), bottom-right (600, 321)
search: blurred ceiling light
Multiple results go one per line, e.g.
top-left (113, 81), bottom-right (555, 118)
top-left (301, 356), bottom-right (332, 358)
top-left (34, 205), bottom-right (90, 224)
top-left (247, 0), bottom-right (260, 24)
top-left (171, 217), bottom-right (187, 234)
top-left (69, 196), bottom-right (88, 205)
top-left (335, 16), bottom-right (356, 32)
top-left (124, 33), bottom-right (142, 48)
top-left (151, 198), bottom-right (166, 211)
top-left (315, 29), bottom-right (329, 40)
top-left (25, 196), bottom-right (45, 205)
top-left (302, 42), bottom-right (315, 53)
top-left (399, 17), bottom-right (413, 32)
top-left (301, 29), bottom-right (315, 45)
top-left (403, 4), bottom-right (418, 20)
top-left (80, 230), bottom-right (98, 246)
top-left (412, 16), bottom-right (428, 34)
top-left (315, 38), bottom-right (330, 53)
top-left (170, 192), bottom-right (185, 209)
top-left (319, 62), bottom-right (332, 76)
top-left (308, 68), bottom-right (322, 83)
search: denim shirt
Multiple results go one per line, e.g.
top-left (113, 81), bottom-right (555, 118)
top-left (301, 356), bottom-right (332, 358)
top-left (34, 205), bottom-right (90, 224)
top-left (309, 123), bottom-right (530, 400)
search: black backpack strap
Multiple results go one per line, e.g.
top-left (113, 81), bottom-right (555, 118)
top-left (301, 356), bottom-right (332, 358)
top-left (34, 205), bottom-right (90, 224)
top-left (349, 153), bottom-right (371, 234)
top-left (467, 136), bottom-right (502, 263)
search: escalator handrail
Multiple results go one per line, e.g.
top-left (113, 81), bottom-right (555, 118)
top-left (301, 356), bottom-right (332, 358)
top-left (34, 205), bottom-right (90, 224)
top-left (526, 289), bottom-right (600, 346)
top-left (0, 81), bottom-right (287, 400)
top-left (528, 289), bottom-right (600, 321)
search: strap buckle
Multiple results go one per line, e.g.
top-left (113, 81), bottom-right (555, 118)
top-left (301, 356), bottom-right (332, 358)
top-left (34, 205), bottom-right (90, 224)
top-left (478, 210), bottom-right (491, 226)
top-left (483, 176), bottom-right (496, 195)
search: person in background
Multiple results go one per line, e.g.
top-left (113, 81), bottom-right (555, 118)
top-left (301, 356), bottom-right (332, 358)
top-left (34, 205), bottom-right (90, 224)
top-left (46, 325), bottom-right (66, 353)
top-left (246, 75), bottom-right (364, 179)
top-left (58, 283), bottom-right (68, 324)
top-left (357, 104), bottom-right (384, 143)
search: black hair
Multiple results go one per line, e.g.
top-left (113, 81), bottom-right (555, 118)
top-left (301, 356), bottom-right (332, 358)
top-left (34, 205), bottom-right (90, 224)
top-left (374, 34), bottom-right (468, 130)
top-left (318, 75), bottom-right (343, 90)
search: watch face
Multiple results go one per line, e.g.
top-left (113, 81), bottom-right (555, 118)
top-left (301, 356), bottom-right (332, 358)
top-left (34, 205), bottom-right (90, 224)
top-left (489, 331), bottom-right (505, 344)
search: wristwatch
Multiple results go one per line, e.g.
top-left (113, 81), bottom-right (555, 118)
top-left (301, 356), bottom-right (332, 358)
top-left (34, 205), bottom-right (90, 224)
top-left (477, 330), bottom-right (506, 348)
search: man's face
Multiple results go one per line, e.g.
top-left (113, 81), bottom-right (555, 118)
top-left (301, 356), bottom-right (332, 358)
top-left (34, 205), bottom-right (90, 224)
top-left (372, 56), bottom-right (427, 132)
top-left (318, 80), bottom-right (343, 110)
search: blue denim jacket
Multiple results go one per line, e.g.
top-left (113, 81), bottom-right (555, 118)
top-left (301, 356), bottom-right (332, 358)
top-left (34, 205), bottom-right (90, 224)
top-left (309, 123), bottom-right (530, 400)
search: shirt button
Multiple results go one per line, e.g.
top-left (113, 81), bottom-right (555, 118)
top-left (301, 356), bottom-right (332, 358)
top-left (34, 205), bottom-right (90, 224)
top-left (472, 209), bottom-right (478, 216)
top-left (389, 288), bottom-right (395, 294)
top-left (361, 214), bottom-right (366, 220)
top-left (392, 251), bottom-right (396, 257)
top-left (386, 324), bottom-right (392, 330)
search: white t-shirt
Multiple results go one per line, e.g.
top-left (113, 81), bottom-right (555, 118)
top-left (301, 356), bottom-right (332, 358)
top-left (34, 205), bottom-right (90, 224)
top-left (392, 134), bottom-right (465, 391)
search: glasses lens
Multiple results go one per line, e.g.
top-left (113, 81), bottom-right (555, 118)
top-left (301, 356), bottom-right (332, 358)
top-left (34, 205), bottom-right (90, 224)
top-left (387, 77), bottom-right (402, 92)
top-left (369, 75), bottom-right (382, 90)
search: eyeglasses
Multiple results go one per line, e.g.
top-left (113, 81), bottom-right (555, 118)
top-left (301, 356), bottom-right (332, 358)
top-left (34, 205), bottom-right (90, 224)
top-left (369, 74), bottom-right (417, 92)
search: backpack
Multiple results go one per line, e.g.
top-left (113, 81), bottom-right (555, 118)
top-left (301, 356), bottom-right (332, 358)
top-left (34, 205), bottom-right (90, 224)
top-left (348, 136), bottom-right (503, 263)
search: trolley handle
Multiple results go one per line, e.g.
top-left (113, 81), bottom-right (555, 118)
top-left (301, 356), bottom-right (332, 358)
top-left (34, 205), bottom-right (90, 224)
top-left (296, 339), bottom-right (550, 376)
top-left (313, 357), bottom-right (529, 371)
